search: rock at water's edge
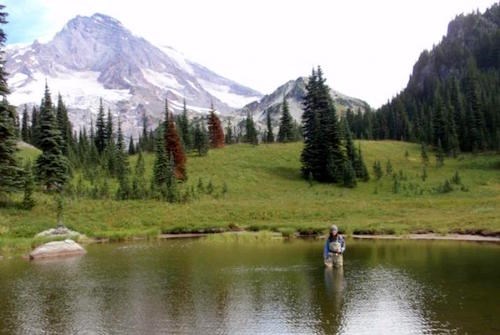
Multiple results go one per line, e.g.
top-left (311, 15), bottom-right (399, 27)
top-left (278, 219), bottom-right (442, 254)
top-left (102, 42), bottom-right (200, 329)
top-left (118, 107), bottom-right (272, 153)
top-left (29, 239), bottom-right (86, 260)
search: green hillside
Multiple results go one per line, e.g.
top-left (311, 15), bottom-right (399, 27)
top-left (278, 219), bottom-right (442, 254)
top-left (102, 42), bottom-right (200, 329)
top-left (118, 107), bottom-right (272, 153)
top-left (1, 141), bottom-right (499, 253)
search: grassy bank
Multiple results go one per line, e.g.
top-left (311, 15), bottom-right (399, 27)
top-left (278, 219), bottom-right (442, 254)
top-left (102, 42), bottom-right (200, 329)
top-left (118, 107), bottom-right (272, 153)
top-left (1, 141), bottom-right (499, 254)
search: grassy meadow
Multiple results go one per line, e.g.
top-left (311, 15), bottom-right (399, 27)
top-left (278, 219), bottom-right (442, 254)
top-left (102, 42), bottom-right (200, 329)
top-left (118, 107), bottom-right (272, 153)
top-left (1, 140), bottom-right (499, 254)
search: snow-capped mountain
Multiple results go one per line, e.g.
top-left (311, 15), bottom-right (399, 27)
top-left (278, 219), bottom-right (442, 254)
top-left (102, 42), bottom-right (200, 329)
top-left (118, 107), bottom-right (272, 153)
top-left (5, 13), bottom-right (262, 136)
top-left (240, 76), bottom-right (371, 126)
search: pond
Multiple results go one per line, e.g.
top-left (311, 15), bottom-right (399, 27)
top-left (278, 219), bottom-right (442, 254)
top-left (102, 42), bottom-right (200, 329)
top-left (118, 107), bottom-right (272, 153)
top-left (0, 238), bottom-right (498, 334)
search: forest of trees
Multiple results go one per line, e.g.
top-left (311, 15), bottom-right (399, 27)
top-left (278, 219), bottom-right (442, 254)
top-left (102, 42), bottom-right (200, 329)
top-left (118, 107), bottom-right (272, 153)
top-left (345, 4), bottom-right (500, 154)
top-left (1, 4), bottom-right (499, 206)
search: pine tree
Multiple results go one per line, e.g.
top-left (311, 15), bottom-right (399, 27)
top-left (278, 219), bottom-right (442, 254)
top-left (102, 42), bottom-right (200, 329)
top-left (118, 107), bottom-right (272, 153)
top-left (343, 118), bottom-right (360, 176)
top-left (106, 108), bottom-right (114, 145)
top-left (343, 161), bottom-right (357, 188)
top-left (193, 122), bottom-right (209, 156)
top-left (265, 110), bottom-right (274, 143)
top-left (56, 94), bottom-right (71, 155)
top-left (432, 89), bottom-right (448, 151)
top-left (463, 58), bottom-right (486, 152)
top-left (208, 104), bottom-right (225, 148)
top-left (30, 106), bottom-right (40, 146)
top-left (115, 120), bottom-right (130, 199)
top-left (178, 99), bottom-right (192, 150)
top-left (22, 161), bottom-right (35, 209)
top-left (301, 67), bottom-right (346, 183)
top-left (244, 111), bottom-right (258, 145)
top-left (140, 112), bottom-right (150, 152)
top-left (0, 106), bottom-right (24, 196)
top-left (152, 127), bottom-right (168, 195)
top-left (357, 145), bottom-right (370, 181)
top-left (0, 7), bottom-right (24, 198)
top-left (128, 137), bottom-right (136, 155)
top-left (132, 149), bottom-right (147, 199)
top-left (164, 99), bottom-right (187, 180)
top-left (278, 97), bottom-right (294, 142)
top-left (21, 105), bottom-right (30, 142)
top-left (225, 120), bottom-right (234, 144)
top-left (95, 98), bottom-right (106, 153)
top-left (301, 68), bottom-right (321, 179)
top-left (35, 84), bottom-right (69, 191)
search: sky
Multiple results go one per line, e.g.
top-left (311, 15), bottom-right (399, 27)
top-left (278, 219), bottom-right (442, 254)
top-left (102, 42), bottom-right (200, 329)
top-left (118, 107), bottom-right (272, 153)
top-left (3, 0), bottom-right (498, 108)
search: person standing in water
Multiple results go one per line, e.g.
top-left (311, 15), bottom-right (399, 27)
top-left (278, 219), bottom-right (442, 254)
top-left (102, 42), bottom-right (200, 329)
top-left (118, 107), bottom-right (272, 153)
top-left (324, 225), bottom-right (345, 266)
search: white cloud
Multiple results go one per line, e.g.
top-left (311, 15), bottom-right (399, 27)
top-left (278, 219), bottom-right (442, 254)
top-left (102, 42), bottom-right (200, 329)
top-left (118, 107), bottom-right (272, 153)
top-left (7, 0), bottom-right (498, 107)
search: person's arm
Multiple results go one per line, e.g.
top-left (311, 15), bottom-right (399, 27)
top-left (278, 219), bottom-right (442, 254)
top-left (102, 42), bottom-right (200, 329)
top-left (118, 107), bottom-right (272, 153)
top-left (324, 240), bottom-right (329, 259)
top-left (340, 236), bottom-right (346, 254)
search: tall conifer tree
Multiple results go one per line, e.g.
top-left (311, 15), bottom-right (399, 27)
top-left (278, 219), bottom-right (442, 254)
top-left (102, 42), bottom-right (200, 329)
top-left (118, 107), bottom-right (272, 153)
top-left (35, 84), bottom-right (69, 191)
top-left (164, 99), bottom-right (187, 180)
top-left (208, 104), bottom-right (225, 148)
top-left (278, 97), bottom-right (294, 142)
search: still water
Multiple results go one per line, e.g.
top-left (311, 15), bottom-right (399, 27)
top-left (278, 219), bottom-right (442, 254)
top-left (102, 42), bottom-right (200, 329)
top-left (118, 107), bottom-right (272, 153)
top-left (0, 238), bottom-right (499, 334)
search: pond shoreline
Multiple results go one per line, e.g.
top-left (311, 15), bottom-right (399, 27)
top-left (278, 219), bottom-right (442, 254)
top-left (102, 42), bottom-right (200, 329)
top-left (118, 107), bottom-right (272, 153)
top-left (2, 231), bottom-right (499, 260)
top-left (351, 233), bottom-right (500, 243)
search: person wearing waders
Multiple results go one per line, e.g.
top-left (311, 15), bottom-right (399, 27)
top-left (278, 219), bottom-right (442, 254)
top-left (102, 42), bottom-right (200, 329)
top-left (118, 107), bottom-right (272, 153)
top-left (323, 225), bottom-right (345, 267)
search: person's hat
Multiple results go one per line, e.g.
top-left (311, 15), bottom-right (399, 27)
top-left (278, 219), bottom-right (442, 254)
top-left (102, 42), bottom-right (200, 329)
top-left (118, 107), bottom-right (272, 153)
top-left (330, 225), bottom-right (338, 232)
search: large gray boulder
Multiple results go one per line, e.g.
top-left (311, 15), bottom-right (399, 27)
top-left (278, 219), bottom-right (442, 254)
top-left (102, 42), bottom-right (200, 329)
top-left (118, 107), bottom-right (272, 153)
top-left (29, 239), bottom-right (86, 260)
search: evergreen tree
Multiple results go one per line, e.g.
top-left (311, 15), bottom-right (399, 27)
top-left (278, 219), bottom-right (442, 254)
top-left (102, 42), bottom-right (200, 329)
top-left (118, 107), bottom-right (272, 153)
top-left (0, 105), bottom-right (24, 196)
top-left (94, 98), bottom-right (106, 153)
top-left (244, 111), bottom-right (258, 145)
top-left (178, 99), bottom-right (192, 150)
top-left (152, 127), bottom-right (168, 194)
top-left (56, 93), bottom-right (72, 155)
top-left (357, 145), bottom-right (370, 181)
top-left (21, 105), bottom-right (30, 142)
top-left (0, 7), bottom-right (24, 196)
top-left (139, 112), bottom-right (151, 152)
top-left (22, 161), bottom-right (35, 209)
top-left (265, 110), bottom-right (274, 143)
top-left (132, 149), bottom-right (147, 199)
top-left (128, 137), bottom-right (136, 155)
top-left (463, 58), bottom-right (486, 152)
top-left (35, 84), bottom-right (69, 191)
top-left (106, 108), bottom-right (114, 145)
top-left (208, 105), bottom-right (225, 148)
top-left (278, 97), bottom-right (294, 142)
top-left (164, 99), bottom-right (187, 180)
top-left (343, 161), bottom-right (357, 188)
top-left (30, 106), bottom-right (40, 146)
top-left (432, 89), bottom-right (448, 151)
top-left (343, 118), bottom-right (358, 171)
top-left (193, 122), bottom-right (209, 156)
top-left (115, 120), bottom-right (130, 199)
top-left (301, 67), bottom-right (346, 183)
top-left (225, 120), bottom-right (234, 144)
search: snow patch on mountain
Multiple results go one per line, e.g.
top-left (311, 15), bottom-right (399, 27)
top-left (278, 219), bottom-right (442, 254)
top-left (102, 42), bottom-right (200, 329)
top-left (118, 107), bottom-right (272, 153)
top-left (8, 71), bottom-right (131, 110)
top-left (198, 79), bottom-right (259, 108)
top-left (158, 46), bottom-right (195, 76)
top-left (142, 69), bottom-right (183, 90)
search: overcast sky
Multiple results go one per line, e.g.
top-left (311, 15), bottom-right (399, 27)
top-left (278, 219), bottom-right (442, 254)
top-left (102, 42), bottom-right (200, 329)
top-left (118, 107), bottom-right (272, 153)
top-left (3, 0), bottom-right (498, 108)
